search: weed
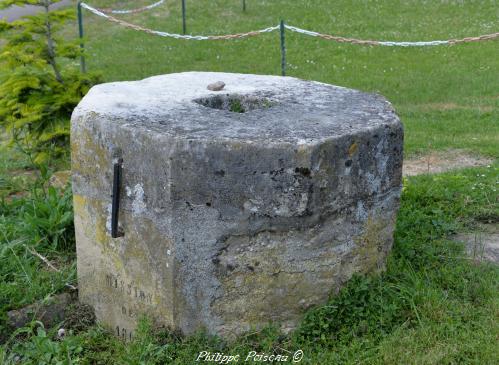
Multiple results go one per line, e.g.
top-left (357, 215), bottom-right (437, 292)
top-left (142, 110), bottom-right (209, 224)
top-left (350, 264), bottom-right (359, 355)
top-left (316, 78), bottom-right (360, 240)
top-left (1, 165), bottom-right (496, 363)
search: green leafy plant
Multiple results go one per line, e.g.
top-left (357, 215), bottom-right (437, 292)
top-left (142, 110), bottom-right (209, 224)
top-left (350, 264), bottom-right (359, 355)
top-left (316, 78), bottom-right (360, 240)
top-left (20, 185), bottom-right (75, 252)
top-left (0, 177), bottom-right (76, 337)
top-left (2, 322), bottom-right (83, 364)
top-left (1, 166), bottom-right (497, 365)
top-left (0, 0), bottom-right (100, 164)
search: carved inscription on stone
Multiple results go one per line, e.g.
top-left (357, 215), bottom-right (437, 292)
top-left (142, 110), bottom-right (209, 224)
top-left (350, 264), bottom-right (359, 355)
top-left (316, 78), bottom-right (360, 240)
top-left (104, 273), bottom-right (153, 304)
top-left (116, 325), bottom-right (133, 341)
top-left (103, 272), bottom-right (158, 341)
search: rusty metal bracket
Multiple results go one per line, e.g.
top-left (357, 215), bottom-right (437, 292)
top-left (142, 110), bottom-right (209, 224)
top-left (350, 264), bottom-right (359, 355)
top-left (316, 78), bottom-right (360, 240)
top-left (111, 158), bottom-right (123, 238)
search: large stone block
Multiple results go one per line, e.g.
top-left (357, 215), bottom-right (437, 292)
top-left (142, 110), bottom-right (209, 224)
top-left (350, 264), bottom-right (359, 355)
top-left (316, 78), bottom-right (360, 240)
top-left (71, 72), bottom-right (403, 339)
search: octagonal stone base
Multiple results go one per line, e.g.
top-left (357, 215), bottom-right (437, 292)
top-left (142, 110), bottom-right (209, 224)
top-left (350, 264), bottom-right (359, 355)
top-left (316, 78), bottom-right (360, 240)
top-left (71, 72), bottom-right (403, 339)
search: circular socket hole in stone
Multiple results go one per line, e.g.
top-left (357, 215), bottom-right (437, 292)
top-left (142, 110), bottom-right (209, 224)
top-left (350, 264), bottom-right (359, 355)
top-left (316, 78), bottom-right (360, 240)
top-left (194, 94), bottom-right (274, 113)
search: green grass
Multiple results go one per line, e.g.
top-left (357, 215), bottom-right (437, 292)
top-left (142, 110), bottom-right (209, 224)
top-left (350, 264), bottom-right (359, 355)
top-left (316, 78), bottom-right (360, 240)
top-left (0, 164), bottom-right (497, 364)
top-left (0, 0), bottom-right (498, 363)
top-left (0, 184), bottom-right (77, 334)
top-left (75, 0), bottom-right (499, 158)
top-left (0, 144), bottom-right (76, 343)
top-left (0, 144), bottom-right (33, 198)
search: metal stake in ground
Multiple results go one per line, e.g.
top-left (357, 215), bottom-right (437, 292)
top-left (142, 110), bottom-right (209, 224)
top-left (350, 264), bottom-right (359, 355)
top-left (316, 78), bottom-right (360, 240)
top-left (77, 1), bottom-right (86, 73)
top-left (181, 0), bottom-right (186, 34)
top-left (280, 20), bottom-right (286, 76)
top-left (242, 0), bottom-right (246, 12)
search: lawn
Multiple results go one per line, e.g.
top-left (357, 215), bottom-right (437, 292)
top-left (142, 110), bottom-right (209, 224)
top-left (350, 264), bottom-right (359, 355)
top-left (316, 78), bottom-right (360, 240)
top-left (76, 0), bottom-right (499, 157)
top-left (0, 0), bottom-right (498, 363)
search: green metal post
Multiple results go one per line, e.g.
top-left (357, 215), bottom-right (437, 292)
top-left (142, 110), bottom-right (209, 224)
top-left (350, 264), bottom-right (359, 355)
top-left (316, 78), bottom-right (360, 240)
top-left (77, 1), bottom-right (86, 73)
top-left (181, 0), bottom-right (186, 34)
top-left (242, 0), bottom-right (246, 12)
top-left (279, 20), bottom-right (286, 76)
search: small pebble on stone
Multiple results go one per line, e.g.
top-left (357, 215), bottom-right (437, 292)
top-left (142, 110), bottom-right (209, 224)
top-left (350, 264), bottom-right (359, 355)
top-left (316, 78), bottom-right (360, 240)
top-left (207, 81), bottom-right (225, 91)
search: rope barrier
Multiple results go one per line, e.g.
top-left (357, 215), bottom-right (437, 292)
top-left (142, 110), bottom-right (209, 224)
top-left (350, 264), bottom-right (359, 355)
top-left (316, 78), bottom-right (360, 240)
top-left (96, 0), bottom-right (165, 15)
top-left (80, 2), bottom-right (499, 46)
top-left (284, 25), bottom-right (499, 47)
top-left (80, 2), bottom-right (279, 40)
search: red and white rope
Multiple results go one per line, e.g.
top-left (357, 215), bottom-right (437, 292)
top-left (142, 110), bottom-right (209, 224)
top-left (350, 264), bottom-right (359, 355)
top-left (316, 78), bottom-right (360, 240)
top-left (81, 2), bottom-right (499, 46)
top-left (96, 0), bottom-right (165, 15)
top-left (284, 24), bottom-right (499, 46)
top-left (81, 2), bottom-right (279, 40)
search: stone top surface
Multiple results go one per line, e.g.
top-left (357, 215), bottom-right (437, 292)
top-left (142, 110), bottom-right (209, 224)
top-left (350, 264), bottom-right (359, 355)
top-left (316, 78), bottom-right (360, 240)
top-left (73, 72), bottom-right (400, 143)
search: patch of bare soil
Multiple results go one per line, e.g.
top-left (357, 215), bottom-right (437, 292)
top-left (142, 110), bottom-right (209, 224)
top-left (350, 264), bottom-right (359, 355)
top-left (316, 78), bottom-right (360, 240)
top-left (453, 224), bottom-right (499, 264)
top-left (63, 302), bottom-right (96, 333)
top-left (403, 150), bottom-right (493, 177)
top-left (7, 293), bottom-right (75, 331)
top-left (2, 292), bottom-right (95, 343)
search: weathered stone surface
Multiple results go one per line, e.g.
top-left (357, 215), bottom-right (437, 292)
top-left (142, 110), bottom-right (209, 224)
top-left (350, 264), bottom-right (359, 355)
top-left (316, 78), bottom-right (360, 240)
top-left (7, 293), bottom-right (75, 330)
top-left (71, 72), bottom-right (403, 339)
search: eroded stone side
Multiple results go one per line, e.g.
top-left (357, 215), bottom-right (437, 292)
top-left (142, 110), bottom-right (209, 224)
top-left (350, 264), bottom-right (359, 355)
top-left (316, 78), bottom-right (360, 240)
top-left (74, 194), bottom-right (175, 340)
top-left (71, 72), bottom-right (403, 338)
